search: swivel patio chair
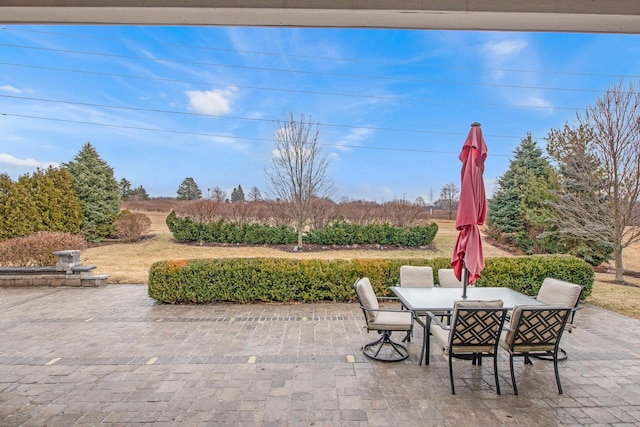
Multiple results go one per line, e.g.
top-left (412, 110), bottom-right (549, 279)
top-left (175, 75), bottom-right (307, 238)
top-left (427, 300), bottom-right (507, 395)
top-left (354, 277), bottom-right (414, 362)
top-left (499, 305), bottom-right (572, 395)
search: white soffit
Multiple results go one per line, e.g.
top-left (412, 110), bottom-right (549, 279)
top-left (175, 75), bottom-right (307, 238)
top-left (1, 2), bottom-right (640, 33)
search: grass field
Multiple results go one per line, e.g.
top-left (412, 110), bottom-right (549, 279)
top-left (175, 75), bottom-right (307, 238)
top-left (81, 211), bottom-right (640, 320)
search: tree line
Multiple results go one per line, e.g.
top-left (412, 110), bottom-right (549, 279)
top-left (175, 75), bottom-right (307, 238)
top-left (487, 80), bottom-right (640, 282)
top-left (2, 80), bottom-right (639, 282)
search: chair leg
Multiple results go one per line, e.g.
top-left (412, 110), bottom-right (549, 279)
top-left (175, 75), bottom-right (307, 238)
top-left (449, 354), bottom-right (456, 395)
top-left (362, 331), bottom-right (409, 362)
top-left (530, 347), bottom-right (568, 361)
top-left (509, 354), bottom-right (518, 395)
top-left (421, 318), bottom-right (431, 366)
top-left (493, 354), bottom-right (501, 395)
top-left (553, 353), bottom-right (563, 394)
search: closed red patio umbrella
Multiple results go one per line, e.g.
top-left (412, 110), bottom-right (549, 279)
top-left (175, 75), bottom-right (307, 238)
top-left (451, 122), bottom-right (488, 298)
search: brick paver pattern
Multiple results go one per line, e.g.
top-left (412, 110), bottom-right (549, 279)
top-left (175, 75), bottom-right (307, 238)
top-left (1, 285), bottom-right (640, 426)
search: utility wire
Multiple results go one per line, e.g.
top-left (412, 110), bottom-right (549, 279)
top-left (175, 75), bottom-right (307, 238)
top-left (0, 62), bottom-right (586, 112)
top-left (0, 112), bottom-right (513, 157)
top-left (0, 43), bottom-right (614, 95)
top-left (0, 94), bottom-right (549, 139)
top-left (3, 26), bottom-right (638, 80)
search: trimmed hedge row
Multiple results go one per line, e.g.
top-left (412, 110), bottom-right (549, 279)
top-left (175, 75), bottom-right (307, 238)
top-left (147, 255), bottom-right (593, 304)
top-left (166, 212), bottom-right (438, 247)
top-left (303, 219), bottom-right (438, 246)
top-left (166, 212), bottom-right (296, 244)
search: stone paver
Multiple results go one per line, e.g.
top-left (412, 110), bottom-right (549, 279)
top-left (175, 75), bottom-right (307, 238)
top-left (1, 285), bottom-right (639, 426)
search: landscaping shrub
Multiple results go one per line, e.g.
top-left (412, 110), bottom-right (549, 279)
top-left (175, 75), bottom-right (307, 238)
top-left (0, 231), bottom-right (87, 267)
top-left (166, 211), bottom-right (297, 244)
top-left (477, 255), bottom-right (594, 297)
top-left (165, 211), bottom-right (438, 247)
top-left (303, 219), bottom-right (438, 246)
top-left (148, 254), bottom-right (593, 304)
top-left (111, 210), bottom-right (152, 242)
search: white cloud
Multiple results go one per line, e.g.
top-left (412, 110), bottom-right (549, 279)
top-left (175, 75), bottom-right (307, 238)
top-left (522, 96), bottom-right (554, 110)
top-left (482, 40), bottom-right (527, 57)
top-left (480, 38), bottom-right (528, 80)
top-left (0, 85), bottom-right (31, 94)
top-left (0, 153), bottom-right (58, 170)
top-left (186, 86), bottom-right (238, 115)
top-left (333, 127), bottom-right (375, 151)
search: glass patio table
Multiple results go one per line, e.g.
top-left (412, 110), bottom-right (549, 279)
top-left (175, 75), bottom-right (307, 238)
top-left (390, 286), bottom-right (543, 365)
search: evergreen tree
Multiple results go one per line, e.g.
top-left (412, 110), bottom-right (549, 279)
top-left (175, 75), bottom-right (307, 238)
top-left (64, 142), bottom-right (121, 241)
top-left (119, 178), bottom-right (132, 200)
top-left (29, 167), bottom-right (82, 234)
top-left (231, 185), bottom-right (245, 202)
top-left (176, 177), bottom-right (202, 200)
top-left (547, 122), bottom-right (614, 265)
top-left (0, 173), bottom-right (38, 240)
top-left (130, 185), bottom-right (150, 201)
top-left (486, 134), bottom-right (558, 254)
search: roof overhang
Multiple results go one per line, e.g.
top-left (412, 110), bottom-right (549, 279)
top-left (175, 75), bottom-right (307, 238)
top-left (2, 1), bottom-right (640, 33)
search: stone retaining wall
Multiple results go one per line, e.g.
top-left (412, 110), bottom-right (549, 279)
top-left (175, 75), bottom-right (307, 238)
top-left (0, 250), bottom-right (109, 288)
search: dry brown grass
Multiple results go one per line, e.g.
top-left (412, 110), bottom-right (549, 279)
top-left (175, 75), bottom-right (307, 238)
top-left (81, 211), bottom-right (640, 320)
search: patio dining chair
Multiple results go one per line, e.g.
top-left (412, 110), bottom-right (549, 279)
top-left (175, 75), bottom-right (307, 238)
top-left (353, 277), bottom-right (414, 362)
top-left (499, 305), bottom-right (571, 395)
top-left (437, 268), bottom-right (464, 288)
top-left (534, 278), bottom-right (583, 360)
top-left (400, 265), bottom-right (435, 287)
top-left (427, 300), bottom-right (507, 395)
top-left (400, 265), bottom-right (449, 324)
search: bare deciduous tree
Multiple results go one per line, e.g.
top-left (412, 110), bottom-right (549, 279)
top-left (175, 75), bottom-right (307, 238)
top-left (550, 80), bottom-right (640, 281)
top-left (247, 186), bottom-right (262, 202)
top-left (211, 186), bottom-right (227, 202)
top-left (437, 183), bottom-right (459, 220)
top-left (581, 80), bottom-right (640, 281)
top-left (265, 112), bottom-right (334, 246)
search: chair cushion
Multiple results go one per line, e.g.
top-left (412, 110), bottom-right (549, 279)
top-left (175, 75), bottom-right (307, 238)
top-left (400, 265), bottom-right (434, 287)
top-left (433, 300), bottom-right (504, 355)
top-left (355, 277), bottom-right (379, 323)
top-left (449, 299), bottom-right (503, 327)
top-left (430, 321), bottom-right (451, 350)
top-left (369, 311), bottom-right (413, 331)
top-left (500, 305), bottom-right (570, 353)
top-left (537, 278), bottom-right (582, 307)
top-left (437, 268), bottom-right (463, 288)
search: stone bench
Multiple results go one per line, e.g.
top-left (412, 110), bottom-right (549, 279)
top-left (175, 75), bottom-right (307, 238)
top-left (0, 250), bottom-right (109, 288)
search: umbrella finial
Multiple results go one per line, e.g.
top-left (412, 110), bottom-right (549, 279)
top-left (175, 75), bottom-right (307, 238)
top-left (471, 122), bottom-right (481, 127)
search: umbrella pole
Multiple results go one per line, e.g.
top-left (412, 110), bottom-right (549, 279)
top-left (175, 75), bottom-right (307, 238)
top-left (462, 259), bottom-right (468, 299)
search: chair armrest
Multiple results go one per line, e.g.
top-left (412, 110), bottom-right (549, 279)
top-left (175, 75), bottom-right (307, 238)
top-left (359, 305), bottom-right (413, 314)
top-left (426, 311), bottom-right (450, 330)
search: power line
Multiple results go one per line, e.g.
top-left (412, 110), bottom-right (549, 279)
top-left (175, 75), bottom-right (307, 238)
top-left (0, 112), bottom-right (514, 157)
top-left (0, 62), bottom-right (586, 112)
top-left (0, 94), bottom-right (540, 139)
top-left (4, 26), bottom-right (639, 80)
top-left (0, 43), bottom-right (615, 95)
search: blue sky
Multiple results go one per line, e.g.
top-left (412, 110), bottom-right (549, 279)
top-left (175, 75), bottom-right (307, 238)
top-left (1, 26), bottom-right (639, 202)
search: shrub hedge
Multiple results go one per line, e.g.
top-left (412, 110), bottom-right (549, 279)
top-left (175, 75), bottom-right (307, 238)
top-left (304, 219), bottom-right (438, 246)
top-left (166, 211), bottom-right (439, 247)
top-left (147, 254), bottom-right (593, 304)
top-left (166, 211), bottom-right (297, 244)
